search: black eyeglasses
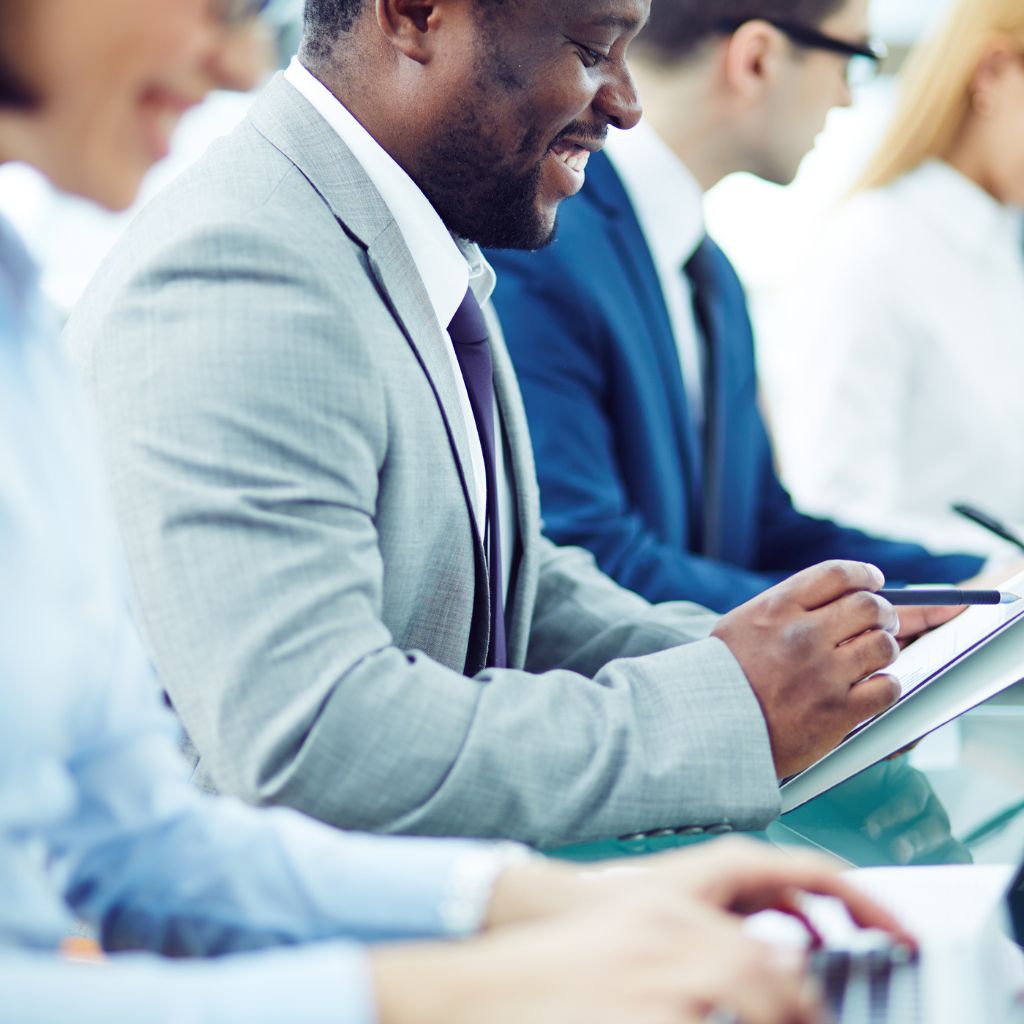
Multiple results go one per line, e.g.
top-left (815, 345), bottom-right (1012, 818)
top-left (716, 17), bottom-right (888, 87)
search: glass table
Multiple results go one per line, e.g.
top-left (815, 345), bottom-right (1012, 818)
top-left (552, 680), bottom-right (1024, 869)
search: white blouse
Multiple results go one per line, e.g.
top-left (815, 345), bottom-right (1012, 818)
top-left (760, 159), bottom-right (1024, 558)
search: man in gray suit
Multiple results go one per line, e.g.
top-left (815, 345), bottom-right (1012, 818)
top-left (67, 0), bottom-right (918, 846)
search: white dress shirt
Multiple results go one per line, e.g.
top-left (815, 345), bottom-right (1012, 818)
top-left (606, 122), bottom-right (707, 429)
top-left (285, 59), bottom-right (515, 594)
top-left (761, 158), bottom-right (1024, 558)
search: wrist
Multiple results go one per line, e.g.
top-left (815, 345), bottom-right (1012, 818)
top-left (370, 944), bottom-right (460, 1024)
top-left (442, 843), bottom-right (535, 936)
top-left (483, 856), bottom-right (584, 931)
top-left (370, 939), bottom-right (502, 1024)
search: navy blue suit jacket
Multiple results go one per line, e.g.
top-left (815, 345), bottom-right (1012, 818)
top-left (487, 152), bottom-right (983, 613)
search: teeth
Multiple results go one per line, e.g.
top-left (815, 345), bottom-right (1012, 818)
top-left (554, 149), bottom-right (591, 174)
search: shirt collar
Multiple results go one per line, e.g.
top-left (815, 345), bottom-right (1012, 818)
top-left (605, 121), bottom-right (706, 272)
top-left (284, 58), bottom-right (491, 329)
top-left (899, 158), bottom-right (1024, 263)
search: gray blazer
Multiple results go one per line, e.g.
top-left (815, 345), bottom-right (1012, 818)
top-left (66, 74), bottom-right (780, 845)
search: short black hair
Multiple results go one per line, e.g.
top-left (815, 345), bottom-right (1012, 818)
top-left (636, 0), bottom-right (848, 63)
top-left (301, 0), bottom-right (514, 62)
top-left (302, 0), bottom-right (363, 62)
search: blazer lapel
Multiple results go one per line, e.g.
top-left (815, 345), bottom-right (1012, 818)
top-left (249, 75), bottom-right (491, 659)
top-left (484, 296), bottom-right (539, 666)
top-left (364, 223), bottom-right (480, 518)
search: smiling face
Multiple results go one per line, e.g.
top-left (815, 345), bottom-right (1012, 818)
top-left (0, 0), bottom-right (270, 210)
top-left (410, 0), bottom-right (648, 249)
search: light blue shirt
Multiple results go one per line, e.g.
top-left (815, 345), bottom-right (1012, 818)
top-left (0, 214), bottom-right (515, 1023)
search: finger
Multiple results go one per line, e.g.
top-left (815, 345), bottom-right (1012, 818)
top-left (886, 807), bottom-right (957, 865)
top-left (819, 590), bottom-right (899, 646)
top-left (726, 945), bottom-right (817, 1024)
top-left (687, 845), bottom-right (845, 920)
top-left (761, 864), bottom-right (917, 950)
top-left (833, 630), bottom-right (901, 686)
top-left (865, 774), bottom-right (931, 836)
top-left (700, 847), bottom-right (917, 949)
top-left (674, 840), bottom-right (840, 913)
top-left (784, 883), bottom-right (915, 952)
top-left (845, 673), bottom-right (901, 726)
top-left (895, 602), bottom-right (965, 640)
top-left (835, 885), bottom-right (918, 949)
top-left (885, 740), bottom-right (920, 757)
top-left (796, 975), bottom-right (826, 1024)
top-left (782, 560), bottom-right (886, 612)
top-left (768, 892), bottom-right (824, 948)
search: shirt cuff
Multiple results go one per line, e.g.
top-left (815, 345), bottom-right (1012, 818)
top-left (439, 843), bottom-right (536, 937)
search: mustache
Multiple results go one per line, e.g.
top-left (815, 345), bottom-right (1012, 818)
top-left (548, 120), bottom-right (608, 150)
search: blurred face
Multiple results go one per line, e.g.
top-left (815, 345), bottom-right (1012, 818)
top-left (411, 0), bottom-right (648, 250)
top-left (965, 47), bottom-right (1024, 207)
top-left (756, 0), bottom-right (868, 184)
top-left (0, 0), bottom-right (270, 209)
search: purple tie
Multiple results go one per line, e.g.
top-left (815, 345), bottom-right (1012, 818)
top-left (447, 287), bottom-right (507, 669)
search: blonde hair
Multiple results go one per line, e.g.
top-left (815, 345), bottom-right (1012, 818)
top-left (855, 0), bottom-right (1024, 192)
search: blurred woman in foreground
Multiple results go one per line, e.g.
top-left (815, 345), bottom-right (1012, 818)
top-left (767, 0), bottom-right (1024, 560)
top-left (0, 1), bottom-right (908, 1022)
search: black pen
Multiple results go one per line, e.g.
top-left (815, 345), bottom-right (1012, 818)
top-left (877, 588), bottom-right (1021, 606)
top-left (953, 503), bottom-right (1024, 554)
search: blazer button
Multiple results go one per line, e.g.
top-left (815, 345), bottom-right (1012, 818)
top-left (647, 829), bottom-right (677, 839)
top-left (706, 823), bottom-right (734, 835)
top-left (673, 826), bottom-right (705, 837)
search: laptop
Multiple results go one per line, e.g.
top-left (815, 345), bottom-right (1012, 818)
top-left (748, 862), bottom-right (1024, 1023)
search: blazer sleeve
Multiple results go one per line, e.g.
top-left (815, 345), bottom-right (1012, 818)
top-left (492, 261), bottom-right (783, 614)
top-left (68, 219), bottom-right (780, 848)
top-left (749, 413), bottom-right (984, 584)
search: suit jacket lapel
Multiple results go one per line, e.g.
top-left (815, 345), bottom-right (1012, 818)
top-left (364, 223), bottom-right (480, 514)
top-left (483, 296), bottom-right (538, 665)
top-left (249, 75), bottom-right (491, 659)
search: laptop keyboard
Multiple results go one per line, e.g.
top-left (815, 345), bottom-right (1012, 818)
top-left (811, 945), bottom-right (921, 1023)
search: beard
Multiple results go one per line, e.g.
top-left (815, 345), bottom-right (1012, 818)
top-left (409, 26), bottom-right (571, 252)
top-left (413, 95), bottom-right (555, 251)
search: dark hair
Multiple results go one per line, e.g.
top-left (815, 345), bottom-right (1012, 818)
top-left (302, 0), bottom-right (364, 62)
top-left (301, 0), bottom-right (513, 62)
top-left (636, 0), bottom-right (847, 63)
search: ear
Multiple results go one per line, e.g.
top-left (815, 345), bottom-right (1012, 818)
top-left (970, 40), bottom-right (1020, 115)
top-left (720, 19), bottom-right (785, 101)
top-left (375, 0), bottom-right (451, 64)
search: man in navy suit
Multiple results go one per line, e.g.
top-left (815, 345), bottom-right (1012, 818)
top-left (489, 0), bottom-right (986, 613)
